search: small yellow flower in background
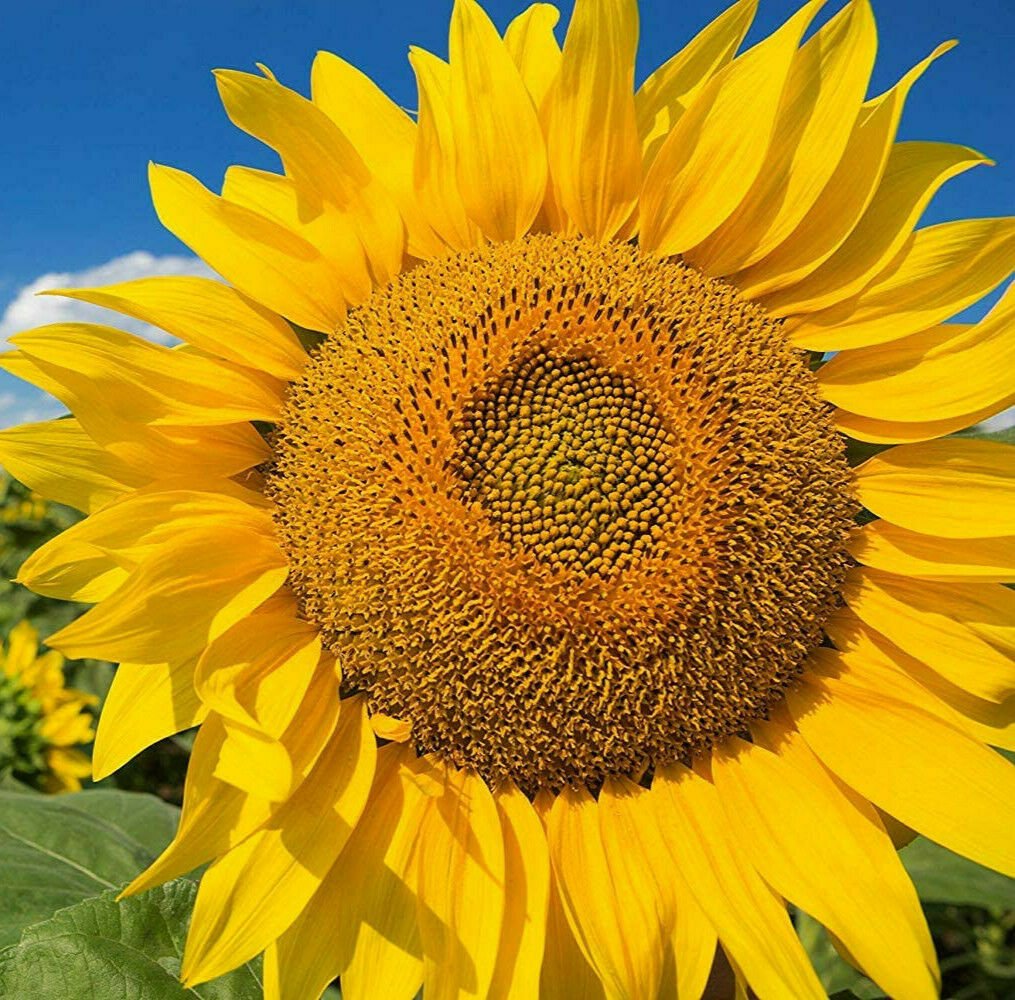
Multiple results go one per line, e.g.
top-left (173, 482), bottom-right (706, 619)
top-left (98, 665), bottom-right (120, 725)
top-left (0, 0), bottom-right (1012, 997)
top-left (0, 481), bottom-right (46, 525)
top-left (0, 621), bottom-right (96, 792)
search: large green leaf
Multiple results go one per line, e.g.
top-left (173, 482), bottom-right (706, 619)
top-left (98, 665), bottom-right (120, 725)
top-left (0, 880), bottom-right (262, 999)
top-left (0, 788), bottom-right (179, 948)
top-left (66, 789), bottom-right (181, 858)
top-left (901, 837), bottom-right (1015, 909)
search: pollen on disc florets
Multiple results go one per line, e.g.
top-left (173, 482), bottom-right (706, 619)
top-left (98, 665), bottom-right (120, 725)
top-left (267, 235), bottom-right (857, 792)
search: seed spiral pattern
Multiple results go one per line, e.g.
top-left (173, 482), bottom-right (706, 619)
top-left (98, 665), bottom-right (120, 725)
top-left (268, 236), bottom-right (856, 791)
top-left (455, 350), bottom-right (677, 576)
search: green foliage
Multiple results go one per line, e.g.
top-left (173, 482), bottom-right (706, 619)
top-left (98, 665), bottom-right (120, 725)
top-left (0, 786), bottom-right (264, 998)
top-left (0, 882), bottom-right (264, 999)
top-left (903, 839), bottom-right (1015, 910)
top-left (798, 836), bottom-right (1015, 999)
top-left (0, 670), bottom-right (48, 783)
top-left (796, 912), bottom-right (887, 998)
top-left (0, 788), bottom-right (179, 948)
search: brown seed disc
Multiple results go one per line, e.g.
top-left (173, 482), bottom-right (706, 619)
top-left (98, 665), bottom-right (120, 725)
top-left (268, 235), bottom-right (856, 792)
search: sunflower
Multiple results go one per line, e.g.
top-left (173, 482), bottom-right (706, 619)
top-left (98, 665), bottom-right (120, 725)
top-left (0, 621), bottom-right (95, 792)
top-left (0, 0), bottom-right (1013, 995)
top-left (0, 481), bottom-right (47, 525)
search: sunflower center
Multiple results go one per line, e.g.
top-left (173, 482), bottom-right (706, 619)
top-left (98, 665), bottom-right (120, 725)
top-left (268, 235), bottom-right (856, 792)
top-left (454, 350), bottom-right (677, 576)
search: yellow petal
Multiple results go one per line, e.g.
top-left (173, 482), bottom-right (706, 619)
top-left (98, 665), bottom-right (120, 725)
top-left (548, 0), bottom-right (641, 241)
top-left (342, 932), bottom-right (424, 1000)
top-left (0, 417), bottom-right (139, 514)
top-left (843, 568), bottom-right (1015, 703)
top-left (209, 647), bottom-right (342, 802)
top-left (548, 782), bottom-right (665, 1000)
top-left (851, 520), bottom-right (1015, 583)
top-left (659, 871), bottom-right (716, 1000)
top-left (826, 609), bottom-right (1015, 752)
top-left (182, 696), bottom-right (376, 986)
top-left (448, 0), bottom-right (547, 242)
top-left (215, 70), bottom-right (403, 285)
top-left (417, 763), bottom-right (506, 1000)
top-left (489, 781), bottom-right (550, 1000)
top-left (598, 777), bottom-right (675, 1000)
top-left (819, 281), bottom-right (1015, 422)
top-left (734, 42), bottom-right (954, 299)
top-left (3, 622), bottom-right (42, 677)
top-left (194, 596), bottom-right (320, 739)
top-left (532, 791), bottom-right (605, 1000)
top-left (124, 716), bottom-right (273, 896)
top-left (410, 47), bottom-right (483, 251)
top-left (789, 675), bottom-right (1015, 877)
top-left (765, 142), bottom-right (992, 316)
top-left (109, 421), bottom-right (271, 485)
top-left (640, 0), bottom-right (824, 256)
top-left (263, 746), bottom-right (428, 1000)
top-left (789, 216), bottom-right (1015, 350)
top-left (212, 717), bottom-right (296, 802)
top-left (636, 0), bottom-right (757, 170)
top-left (128, 670), bottom-right (340, 896)
top-left (339, 754), bottom-right (436, 1000)
top-left (45, 748), bottom-right (92, 791)
top-left (689, 0), bottom-right (877, 275)
top-left (712, 734), bottom-right (938, 998)
top-left (648, 763), bottom-right (825, 1000)
top-left (854, 438), bottom-right (1015, 538)
top-left (10, 322), bottom-right (284, 426)
top-left (311, 51), bottom-right (444, 260)
top-left (92, 660), bottom-right (204, 780)
top-left (43, 277), bottom-right (306, 380)
top-left (47, 526), bottom-right (288, 665)
top-left (19, 539), bottom-right (126, 603)
top-left (370, 712), bottom-right (413, 742)
top-left (505, 3), bottom-right (562, 110)
top-left (39, 701), bottom-right (94, 747)
top-left (220, 164), bottom-right (374, 306)
top-left (149, 162), bottom-right (346, 332)
top-left (18, 484), bottom-right (268, 605)
top-left (505, 4), bottom-right (567, 235)
top-left (834, 400), bottom-right (1015, 444)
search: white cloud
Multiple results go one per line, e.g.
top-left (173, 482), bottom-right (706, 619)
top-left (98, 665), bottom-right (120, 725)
top-left (0, 251), bottom-right (214, 346)
top-left (0, 251), bottom-right (215, 429)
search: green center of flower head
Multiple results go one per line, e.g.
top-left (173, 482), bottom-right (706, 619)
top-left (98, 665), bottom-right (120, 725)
top-left (454, 350), bottom-right (678, 576)
top-left (269, 235), bottom-right (857, 792)
top-left (0, 671), bottom-right (48, 782)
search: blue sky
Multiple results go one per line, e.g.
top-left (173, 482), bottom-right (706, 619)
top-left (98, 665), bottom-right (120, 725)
top-left (0, 0), bottom-right (1012, 423)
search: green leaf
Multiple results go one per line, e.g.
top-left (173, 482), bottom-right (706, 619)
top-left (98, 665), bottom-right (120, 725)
top-left (0, 789), bottom-right (179, 948)
top-left (796, 912), bottom-right (886, 998)
top-left (0, 772), bottom-right (41, 794)
top-left (901, 837), bottom-right (1015, 909)
top-left (0, 880), bottom-right (262, 999)
top-left (66, 790), bottom-right (180, 858)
